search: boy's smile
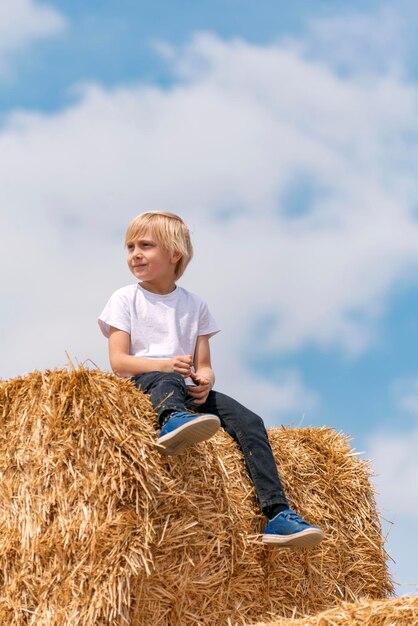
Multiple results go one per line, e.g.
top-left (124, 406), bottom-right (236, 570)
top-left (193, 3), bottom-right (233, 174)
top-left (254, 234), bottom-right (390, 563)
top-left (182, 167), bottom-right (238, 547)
top-left (126, 229), bottom-right (181, 294)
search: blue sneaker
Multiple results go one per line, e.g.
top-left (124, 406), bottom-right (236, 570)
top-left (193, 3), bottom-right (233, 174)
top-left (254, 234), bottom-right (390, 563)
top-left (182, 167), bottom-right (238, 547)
top-left (262, 508), bottom-right (324, 548)
top-left (155, 411), bottom-right (221, 456)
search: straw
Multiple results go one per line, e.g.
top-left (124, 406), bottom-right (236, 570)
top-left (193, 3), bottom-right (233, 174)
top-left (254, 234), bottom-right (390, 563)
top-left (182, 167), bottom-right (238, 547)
top-left (252, 595), bottom-right (418, 625)
top-left (0, 367), bottom-right (394, 625)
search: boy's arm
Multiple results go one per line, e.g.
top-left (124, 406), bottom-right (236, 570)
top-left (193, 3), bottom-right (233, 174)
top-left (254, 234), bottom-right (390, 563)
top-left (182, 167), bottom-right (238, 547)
top-left (108, 327), bottom-right (193, 378)
top-left (188, 334), bottom-right (215, 405)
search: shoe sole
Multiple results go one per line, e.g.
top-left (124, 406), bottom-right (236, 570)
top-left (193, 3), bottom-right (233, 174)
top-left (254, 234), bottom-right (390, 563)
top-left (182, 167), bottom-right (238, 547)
top-left (155, 415), bottom-right (221, 456)
top-left (262, 527), bottom-right (324, 548)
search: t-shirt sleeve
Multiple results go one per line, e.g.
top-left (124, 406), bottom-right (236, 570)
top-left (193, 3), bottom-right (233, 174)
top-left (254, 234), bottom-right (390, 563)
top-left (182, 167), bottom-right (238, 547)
top-left (198, 300), bottom-right (221, 338)
top-left (98, 290), bottom-right (131, 338)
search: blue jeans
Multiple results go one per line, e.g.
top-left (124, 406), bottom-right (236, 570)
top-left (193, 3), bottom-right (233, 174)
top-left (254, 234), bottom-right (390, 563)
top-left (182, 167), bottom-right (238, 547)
top-left (131, 371), bottom-right (289, 515)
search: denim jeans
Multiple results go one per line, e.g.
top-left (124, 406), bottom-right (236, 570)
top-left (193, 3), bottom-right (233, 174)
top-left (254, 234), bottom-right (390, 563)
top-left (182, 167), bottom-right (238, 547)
top-left (131, 371), bottom-right (289, 515)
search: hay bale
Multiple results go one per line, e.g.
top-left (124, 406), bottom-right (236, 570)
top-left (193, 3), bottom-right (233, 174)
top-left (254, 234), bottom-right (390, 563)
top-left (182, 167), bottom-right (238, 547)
top-left (0, 368), bottom-right (393, 626)
top-left (251, 595), bottom-right (418, 625)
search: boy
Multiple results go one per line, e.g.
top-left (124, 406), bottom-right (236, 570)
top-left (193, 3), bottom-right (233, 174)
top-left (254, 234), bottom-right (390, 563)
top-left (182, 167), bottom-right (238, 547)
top-left (98, 211), bottom-right (324, 548)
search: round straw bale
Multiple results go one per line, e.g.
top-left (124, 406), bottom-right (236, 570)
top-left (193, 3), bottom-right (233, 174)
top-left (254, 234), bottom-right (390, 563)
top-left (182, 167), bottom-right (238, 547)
top-left (0, 368), bottom-right (393, 626)
top-left (251, 595), bottom-right (418, 625)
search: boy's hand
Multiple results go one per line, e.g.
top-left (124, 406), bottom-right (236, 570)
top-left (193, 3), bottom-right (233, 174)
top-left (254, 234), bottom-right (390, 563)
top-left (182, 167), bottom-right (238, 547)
top-left (169, 355), bottom-right (193, 378)
top-left (187, 371), bottom-right (212, 405)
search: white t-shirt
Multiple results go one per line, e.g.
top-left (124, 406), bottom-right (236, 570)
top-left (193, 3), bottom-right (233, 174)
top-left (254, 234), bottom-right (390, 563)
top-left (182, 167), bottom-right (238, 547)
top-left (98, 283), bottom-right (220, 376)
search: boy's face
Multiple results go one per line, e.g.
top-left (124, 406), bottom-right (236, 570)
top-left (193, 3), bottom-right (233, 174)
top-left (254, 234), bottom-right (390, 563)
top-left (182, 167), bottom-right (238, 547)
top-left (126, 228), bottom-right (181, 293)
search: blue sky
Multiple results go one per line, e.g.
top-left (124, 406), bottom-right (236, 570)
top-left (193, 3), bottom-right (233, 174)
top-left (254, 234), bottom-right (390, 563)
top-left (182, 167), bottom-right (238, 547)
top-left (1, 0), bottom-right (418, 598)
top-left (2, 0), bottom-right (410, 112)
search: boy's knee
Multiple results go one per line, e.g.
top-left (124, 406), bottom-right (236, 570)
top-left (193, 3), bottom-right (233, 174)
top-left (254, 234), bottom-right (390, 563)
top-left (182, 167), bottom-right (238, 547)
top-left (243, 412), bottom-right (266, 432)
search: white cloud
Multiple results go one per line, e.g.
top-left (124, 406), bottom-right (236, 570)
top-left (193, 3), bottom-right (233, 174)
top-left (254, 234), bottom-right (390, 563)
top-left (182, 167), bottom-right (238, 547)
top-left (369, 425), bottom-right (418, 520)
top-left (367, 378), bottom-right (418, 593)
top-left (392, 377), bottom-right (418, 415)
top-left (0, 0), bottom-right (66, 74)
top-left (286, 7), bottom-right (406, 76)
top-left (369, 377), bottom-right (418, 520)
top-left (2, 29), bottom-right (418, 422)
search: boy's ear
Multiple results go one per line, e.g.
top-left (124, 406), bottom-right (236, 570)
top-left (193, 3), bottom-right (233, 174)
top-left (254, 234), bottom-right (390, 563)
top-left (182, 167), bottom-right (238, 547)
top-left (170, 250), bottom-right (183, 264)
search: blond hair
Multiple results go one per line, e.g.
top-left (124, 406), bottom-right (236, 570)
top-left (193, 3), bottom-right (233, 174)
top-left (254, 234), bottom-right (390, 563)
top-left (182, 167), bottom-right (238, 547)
top-left (125, 211), bottom-right (193, 279)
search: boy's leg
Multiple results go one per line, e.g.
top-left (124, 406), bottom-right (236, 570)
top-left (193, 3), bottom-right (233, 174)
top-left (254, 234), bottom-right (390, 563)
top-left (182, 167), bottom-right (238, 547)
top-left (188, 390), bottom-right (289, 515)
top-left (190, 390), bottom-right (324, 547)
top-left (132, 372), bottom-right (220, 454)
